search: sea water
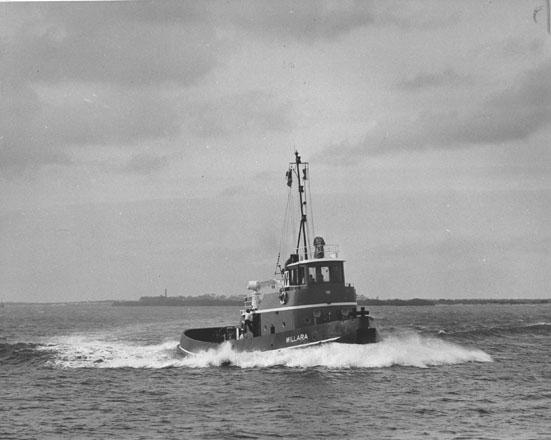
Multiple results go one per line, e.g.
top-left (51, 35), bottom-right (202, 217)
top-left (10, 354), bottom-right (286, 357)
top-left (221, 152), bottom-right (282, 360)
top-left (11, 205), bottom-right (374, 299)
top-left (1, 303), bottom-right (550, 439)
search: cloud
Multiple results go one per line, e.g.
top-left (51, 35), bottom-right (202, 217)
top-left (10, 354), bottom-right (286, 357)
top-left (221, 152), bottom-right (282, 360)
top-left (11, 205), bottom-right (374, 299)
top-left (121, 153), bottom-right (171, 175)
top-left (1, 2), bottom-right (217, 87)
top-left (427, 61), bottom-right (551, 146)
top-left (217, 0), bottom-right (374, 41)
top-left (39, 85), bottom-right (182, 146)
top-left (0, 2), bottom-right (218, 171)
top-left (0, 83), bottom-right (181, 170)
top-left (319, 61), bottom-right (551, 163)
top-left (0, 142), bottom-right (73, 172)
top-left (374, 2), bottom-right (463, 31)
top-left (83, 1), bottom-right (206, 25)
top-left (494, 37), bottom-right (544, 59)
top-left (0, 83), bottom-right (70, 170)
top-left (398, 69), bottom-right (471, 90)
top-left (185, 91), bottom-right (296, 138)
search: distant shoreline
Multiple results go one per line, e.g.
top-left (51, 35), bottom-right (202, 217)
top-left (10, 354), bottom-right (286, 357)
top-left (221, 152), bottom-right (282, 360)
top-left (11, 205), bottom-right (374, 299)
top-left (358, 298), bottom-right (551, 306)
top-left (112, 295), bottom-right (243, 307)
top-left (3, 297), bottom-right (550, 306)
top-left (109, 296), bottom-right (551, 307)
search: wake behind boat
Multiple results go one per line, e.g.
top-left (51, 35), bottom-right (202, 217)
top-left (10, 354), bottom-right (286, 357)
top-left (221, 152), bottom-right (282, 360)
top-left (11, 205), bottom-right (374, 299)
top-left (177, 152), bottom-right (377, 355)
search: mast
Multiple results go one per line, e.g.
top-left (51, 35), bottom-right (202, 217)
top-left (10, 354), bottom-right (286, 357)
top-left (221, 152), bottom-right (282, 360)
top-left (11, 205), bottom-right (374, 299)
top-left (276, 150), bottom-right (313, 273)
top-left (294, 151), bottom-right (309, 260)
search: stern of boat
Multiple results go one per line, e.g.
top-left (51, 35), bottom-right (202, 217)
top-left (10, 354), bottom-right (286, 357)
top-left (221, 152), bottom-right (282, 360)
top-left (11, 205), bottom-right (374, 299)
top-left (177, 326), bottom-right (239, 355)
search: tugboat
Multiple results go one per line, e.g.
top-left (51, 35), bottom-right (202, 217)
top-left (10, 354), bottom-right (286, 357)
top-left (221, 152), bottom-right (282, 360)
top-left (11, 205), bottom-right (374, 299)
top-left (177, 152), bottom-right (377, 355)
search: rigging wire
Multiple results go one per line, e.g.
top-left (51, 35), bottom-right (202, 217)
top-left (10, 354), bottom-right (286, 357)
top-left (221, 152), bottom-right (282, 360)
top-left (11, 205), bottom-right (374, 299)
top-left (276, 156), bottom-right (318, 270)
top-left (306, 163), bottom-right (316, 242)
top-left (290, 165), bottom-right (297, 254)
top-left (288, 177), bottom-right (296, 257)
top-left (276, 175), bottom-right (293, 275)
top-left (303, 167), bottom-right (311, 254)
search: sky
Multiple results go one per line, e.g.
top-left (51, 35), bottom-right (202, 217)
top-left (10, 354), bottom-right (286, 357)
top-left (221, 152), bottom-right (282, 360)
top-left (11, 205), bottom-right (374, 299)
top-left (1, 0), bottom-right (550, 302)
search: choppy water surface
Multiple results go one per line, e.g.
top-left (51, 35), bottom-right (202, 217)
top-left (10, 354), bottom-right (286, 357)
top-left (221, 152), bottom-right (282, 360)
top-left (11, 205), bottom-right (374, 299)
top-left (1, 303), bottom-right (550, 439)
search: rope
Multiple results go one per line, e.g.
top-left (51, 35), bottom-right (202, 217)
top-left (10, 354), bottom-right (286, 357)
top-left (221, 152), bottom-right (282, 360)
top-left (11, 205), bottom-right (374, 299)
top-left (307, 163), bottom-right (316, 241)
top-left (289, 167), bottom-right (297, 253)
top-left (275, 173), bottom-right (295, 275)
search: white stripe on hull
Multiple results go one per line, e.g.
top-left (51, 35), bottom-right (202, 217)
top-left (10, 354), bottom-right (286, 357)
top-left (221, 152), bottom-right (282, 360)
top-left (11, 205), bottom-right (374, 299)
top-left (177, 344), bottom-right (197, 355)
top-left (279, 336), bottom-right (340, 350)
top-left (255, 301), bottom-right (357, 314)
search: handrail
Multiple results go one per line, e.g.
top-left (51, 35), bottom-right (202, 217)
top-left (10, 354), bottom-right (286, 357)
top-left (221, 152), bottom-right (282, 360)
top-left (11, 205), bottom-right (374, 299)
top-left (294, 244), bottom-right (339, 261)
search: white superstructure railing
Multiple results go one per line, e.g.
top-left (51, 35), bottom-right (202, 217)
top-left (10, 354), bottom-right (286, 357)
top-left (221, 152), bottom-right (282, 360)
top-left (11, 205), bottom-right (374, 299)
top-left (295, 244), bottom-right (339, 261)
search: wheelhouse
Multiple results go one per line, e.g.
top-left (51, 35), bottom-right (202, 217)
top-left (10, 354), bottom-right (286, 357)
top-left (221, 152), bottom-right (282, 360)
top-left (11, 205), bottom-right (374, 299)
top-left (284, 259), bottom-right (346, 287)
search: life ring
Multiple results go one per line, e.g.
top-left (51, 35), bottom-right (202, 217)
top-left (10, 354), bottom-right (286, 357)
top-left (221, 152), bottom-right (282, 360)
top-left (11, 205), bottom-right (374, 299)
top-left (279, 290), bottom-right (288, 305)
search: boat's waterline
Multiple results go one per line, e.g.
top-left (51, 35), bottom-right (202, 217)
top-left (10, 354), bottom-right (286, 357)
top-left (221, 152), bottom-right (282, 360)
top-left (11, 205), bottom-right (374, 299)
top-left (176, 336), bottom-right (342, 356)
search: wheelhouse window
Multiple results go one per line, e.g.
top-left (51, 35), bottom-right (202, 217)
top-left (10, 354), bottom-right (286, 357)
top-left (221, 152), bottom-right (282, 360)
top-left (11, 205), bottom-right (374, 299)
top-left (288, 265), bottom-right (306, 285)
top-left (308, 267), bottom-right (316, 283)
top-left (305, 262), bottom-right (344, 284)
top-left (288, 269), bottom-right (296, 285)
top-left (298, 266), bottom-right (305, 285)
top-left (291, 263), bottom-right (344, 285)
top-left (330, 263), bottom-right (344, 283)
top-left (320, 266), bottom-right (330, 282)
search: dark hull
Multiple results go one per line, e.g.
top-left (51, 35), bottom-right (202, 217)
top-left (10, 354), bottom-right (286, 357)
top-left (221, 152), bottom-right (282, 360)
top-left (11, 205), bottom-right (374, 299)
top-left (177, 316), bottom-right (377, 355)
